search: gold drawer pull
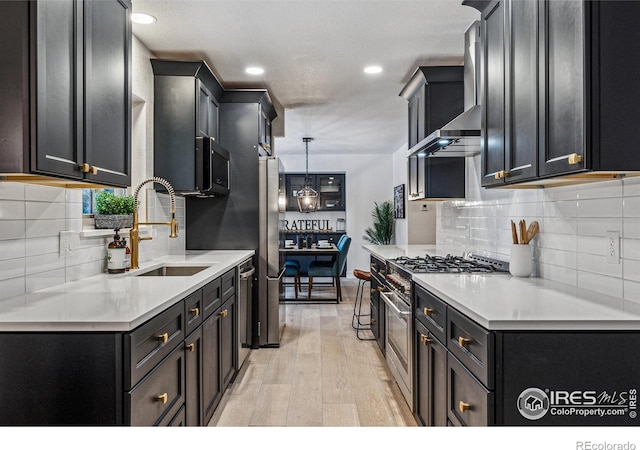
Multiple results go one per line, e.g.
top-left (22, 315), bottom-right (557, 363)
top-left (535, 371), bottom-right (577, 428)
top-left (420, 334), bottom-right (432, 346)
top-left (423, 307), bottom-right (433, 316)
top-left (371, 318), bottom-right (376, 324)
top-left (80, 163), bottom-right (98, 175)
top-left (379, 270), bottom-right (386, 275)
top-left (186, 343), bottom-right (195, 352)
top-left (156, 393), bottom-right (168, 404)
top-left (376, 286), bottom-right (386, 292)
top-left (190, 307), bottom-right (200, 317)
top-left (495, 170), bottom-right (508, 180)
top-left (568, 153), bottom-right (583, 165)
top-left (218, 309), bottom-right (228, 318)
top-left (459, 401), bottom-right (472, 413)
top-left (370, 263), bottom-right (376, 269)
top-left (458, 336), bottom-right (471, 348)
top-left (370, 288), bottom-right (376, 293)
top-left (157, 333), bottom-right (169, 343)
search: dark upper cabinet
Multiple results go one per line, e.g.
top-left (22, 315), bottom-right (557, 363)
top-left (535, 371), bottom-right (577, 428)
top-left (0, 0), bottom-right (132, 187)
top-left (219, 89), bottom-right (276, 157)
top-left (472, 0), bottom-right (640, 187)
top-left (151, 59), bottom-right (225, 195)
top-left (401, 67), bottom-right (466, 200)
top-left (285, 173), bottom-right (346, 211)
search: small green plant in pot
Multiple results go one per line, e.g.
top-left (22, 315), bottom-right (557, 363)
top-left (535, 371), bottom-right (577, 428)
top-left (94, 191), bottom-right (134, 229)
top-left (363, 201), bottom-right (394, 245)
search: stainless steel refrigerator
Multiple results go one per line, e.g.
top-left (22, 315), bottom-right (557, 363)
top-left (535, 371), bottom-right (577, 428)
top-left (258, 156), bottom-right (286, 347)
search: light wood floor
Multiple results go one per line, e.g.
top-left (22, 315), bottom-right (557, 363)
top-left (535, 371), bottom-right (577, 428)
top-left (208, 278), bottom-right (417, 427)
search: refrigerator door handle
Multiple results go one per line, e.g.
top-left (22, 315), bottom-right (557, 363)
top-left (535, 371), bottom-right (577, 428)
top-left (240, 266), bottom-right (256, 279)
top-left (266, 265), bottom-right (286, 281)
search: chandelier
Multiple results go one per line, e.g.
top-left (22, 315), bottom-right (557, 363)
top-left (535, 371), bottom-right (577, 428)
top-left (297, 137), bottom-right (319, 213)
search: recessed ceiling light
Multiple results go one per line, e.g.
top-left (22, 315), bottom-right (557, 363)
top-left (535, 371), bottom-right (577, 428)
top-left (131, 12), bottom-right (156, 24)
top-left (364, 65), bottom-right (383, 74)
top-left (246, 67), bottom-right (265, 75)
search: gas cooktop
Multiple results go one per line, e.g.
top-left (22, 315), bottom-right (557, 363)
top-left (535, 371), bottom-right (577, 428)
top-left (388, 253), bottom-right (509, 274)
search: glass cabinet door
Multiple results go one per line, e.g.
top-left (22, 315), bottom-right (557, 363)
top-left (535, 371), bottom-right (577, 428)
top-left (317, 174), bottom-right (345, 211)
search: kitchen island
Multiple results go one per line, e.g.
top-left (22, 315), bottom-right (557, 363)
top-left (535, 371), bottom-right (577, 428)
top-left (363, 244), bottom-right (640, 426)
top-left (0, 250), bottom-right (253, 426)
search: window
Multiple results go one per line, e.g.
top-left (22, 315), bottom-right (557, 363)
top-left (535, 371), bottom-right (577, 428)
top-left (82, 188), bottom-right (126, 215)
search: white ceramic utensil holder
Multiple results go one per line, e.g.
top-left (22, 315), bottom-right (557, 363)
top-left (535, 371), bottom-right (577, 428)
top-left (510, 244), bottom-right (533, 277)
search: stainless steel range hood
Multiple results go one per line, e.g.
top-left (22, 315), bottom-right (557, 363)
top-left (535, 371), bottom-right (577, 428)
top-left (409, 21), bottom-right (481, 158)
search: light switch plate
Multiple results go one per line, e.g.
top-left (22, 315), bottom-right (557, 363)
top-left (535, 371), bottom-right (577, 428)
top-left (59, 231), bottom-right (75, 257)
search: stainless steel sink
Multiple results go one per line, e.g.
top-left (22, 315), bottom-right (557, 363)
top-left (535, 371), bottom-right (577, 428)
top-left (135, 266), bottom-right (211, 277)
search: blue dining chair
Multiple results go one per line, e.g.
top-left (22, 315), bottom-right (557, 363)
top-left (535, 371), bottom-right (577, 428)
top-left (307, 235), bottom-right (351, 303)
top-left (283, 259), bottom-right (301, 298)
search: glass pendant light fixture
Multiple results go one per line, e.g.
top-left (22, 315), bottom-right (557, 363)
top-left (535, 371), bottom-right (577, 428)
top-left (297, 137), bottom-right (319, 213)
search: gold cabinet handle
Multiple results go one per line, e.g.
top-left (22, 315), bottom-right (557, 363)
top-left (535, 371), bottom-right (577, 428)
top-left (156, 393), bottom-right (168, 404)
top-left (157, 333), bottom-right (169, 343)
top-left (371, 318), bottom-right (376, 324)
top-left (568, 153), bottom-right (583, 165)
top-left (495, 170), bottom-right (508, 180)
top-left (190, 307), bottom-right (200, 317)
top-left (420, 334), bottom-right (432, 346)
top-left (186, 343), bottom-right (195, 352)
top-left (218, 309), bottom-right (228, 318)
top-left (370, 263), bottom-right (376, 269)
top-left (459, 401), bottom-right (472, 413)
top-left (458, 336), bottom-right (471, 348)
top-left (80, 163), bottom-right (98, 175)
top-left (376, 286), bottom-right (385, 292)
top-left (379, 270), bottom-right (386, 275)
top-left (370, 288), bottom-right (376, 293)
top-left (423, 307), bottom-right (433, 316)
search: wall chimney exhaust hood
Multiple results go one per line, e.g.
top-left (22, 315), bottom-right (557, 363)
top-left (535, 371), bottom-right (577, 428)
top-left (402, 21), bottom-right (481, 158)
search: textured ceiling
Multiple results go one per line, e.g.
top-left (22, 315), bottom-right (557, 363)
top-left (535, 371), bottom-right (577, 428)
top-left (132, 0), bottom-right (480, 155)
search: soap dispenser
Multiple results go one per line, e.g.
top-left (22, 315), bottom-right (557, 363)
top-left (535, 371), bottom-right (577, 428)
top-left (107, 229), bottom-right (126, 274)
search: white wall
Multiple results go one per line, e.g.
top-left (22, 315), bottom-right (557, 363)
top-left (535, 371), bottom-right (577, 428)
top-left (436, 154), bottom-right (640, 304)
top-left (277, 153), bottom-right (394, 275)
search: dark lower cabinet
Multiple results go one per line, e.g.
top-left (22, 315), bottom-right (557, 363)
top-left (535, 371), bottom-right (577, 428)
top-left (414, 320), bottom-right (447, 426)
top-left (413, 282), bottom-right (640, 426)
top-left (0, 269), bottom-right (239, 426)
top-left (184, 327), bottom-right (203, 426)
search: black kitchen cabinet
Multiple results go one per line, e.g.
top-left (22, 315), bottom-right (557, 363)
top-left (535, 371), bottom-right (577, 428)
top-left (400, 67), bottom-right (466, 200)
top-left (413, 281), bottom-right (640, 426)
top-left (0, 0), bottom-right (132, 187)
top-left (0, 269), bottom-right (239, 426)
top-left (151, 59), bottom-right (225, 195)
top-left (469, 0), bottom-right (640, 187)
top-left (369, 256), bottom-right (386, 353)
top-left (219, 89), bottom-right (277, 157)
top-left (285, 173), bottom-right (346, 211)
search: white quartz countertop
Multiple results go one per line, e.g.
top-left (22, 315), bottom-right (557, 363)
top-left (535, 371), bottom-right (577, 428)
top-left (0, 250), bottom-right (254, 332)
top-left (363, 244), bottom-right (640, 331)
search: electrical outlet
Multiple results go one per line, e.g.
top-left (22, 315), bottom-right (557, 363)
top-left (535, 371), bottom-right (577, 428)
top-left (59, 231), bottom-right (75, 257)
top-left (605, 230), bottom-right (620, 264)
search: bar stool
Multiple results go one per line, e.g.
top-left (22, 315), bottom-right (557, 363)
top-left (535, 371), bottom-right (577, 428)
top-left (352, 269), bottom-right (375, 340)
top-left (283, 260), bottom-right (301, 299)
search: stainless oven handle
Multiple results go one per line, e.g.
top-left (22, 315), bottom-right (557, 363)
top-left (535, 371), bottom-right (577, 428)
top-left (379, 291), bottom-right (411, 316)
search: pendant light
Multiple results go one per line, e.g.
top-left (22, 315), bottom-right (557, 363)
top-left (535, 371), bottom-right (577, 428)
top-left (297, 137), bottom-right (319, 213)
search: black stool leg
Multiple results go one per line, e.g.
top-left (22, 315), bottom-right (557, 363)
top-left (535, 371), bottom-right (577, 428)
top-left (354, 279), bottom-right (375, 341)
top-left (352, 279), bottom-right (363, 329)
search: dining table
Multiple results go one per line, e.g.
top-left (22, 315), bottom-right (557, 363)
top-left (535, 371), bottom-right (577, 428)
top-left (279, 243), bottom-right (339, 301)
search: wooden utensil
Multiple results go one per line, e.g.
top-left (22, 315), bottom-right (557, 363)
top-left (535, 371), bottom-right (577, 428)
top-left (525, 221), bottom-right (539, 244)
top-left (511, 220), bottom-right (518, 244)
top-left (519, 220), bottom-right (527, 245)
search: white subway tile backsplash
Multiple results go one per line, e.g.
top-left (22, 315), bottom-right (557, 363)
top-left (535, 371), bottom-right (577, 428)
top-left (26, 218), bottom-right (66, 238)
top-left (540, 248), bottom-right (577, 269)
top-left (26, 236), bottom-right (59, 257)
top-left (0, 239), bottom-right (26, 261)
top-left (0, 221), bottom-right (25, 240)
top-left (623, 238), bottom-right (640, 260)
top-left (0, 277), bottom-right (25, 301)
top-left (577, 217), bottom-right (623, 237)
top-left (26, 201), bottom-right (66, 220)
top-left (65, 260), bottom-right (106, 281)
top-left (577, 197), bottom-right (623, 218)
top-left (623, 259), bottom-right (640, 283)
top-left (65, 189), bottom-right (83, 203)
top-left (543, 200), bottom-right (577, 218)
top-left (538, 232), bottom-right (577, 252)
top-left (26, 268), bottom-right (65, 292)
top-left (542, 217), bottom-right (578, 235)
top-left (623, 279), bottom-right (640, 304)
top-left (623, 177), bottom-right (640, 196)
top-left (623, 218), bottom-right (640, 239)
top-left (0, 258), bottom-right (25, 281)
top-left (0, 183), bottom-right (26, 200)
top-left (622, 196), bottom-right (640, 217)
top-left (26, 252), bottom-right (65, 276)
top-left (24, 184), bottom-right (66, 202)
top-left (576, 180), bottom-right (623, 200)
top-left (576, 252), bottom-right (622, 278)
top-left (577, 272), bottom-right (623, 298)
top-left (0, 200), bottom-right (26, 220)
top-left (538, 263), bottom-right (577, 286)
top-left (576, 235), bottom-right (608, 257)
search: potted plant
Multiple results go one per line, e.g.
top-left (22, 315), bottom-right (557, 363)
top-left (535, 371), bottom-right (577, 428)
top-left (94, 191), bottom-right (134, 229)
top-left (363, 200), bottom-right (394, 245)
